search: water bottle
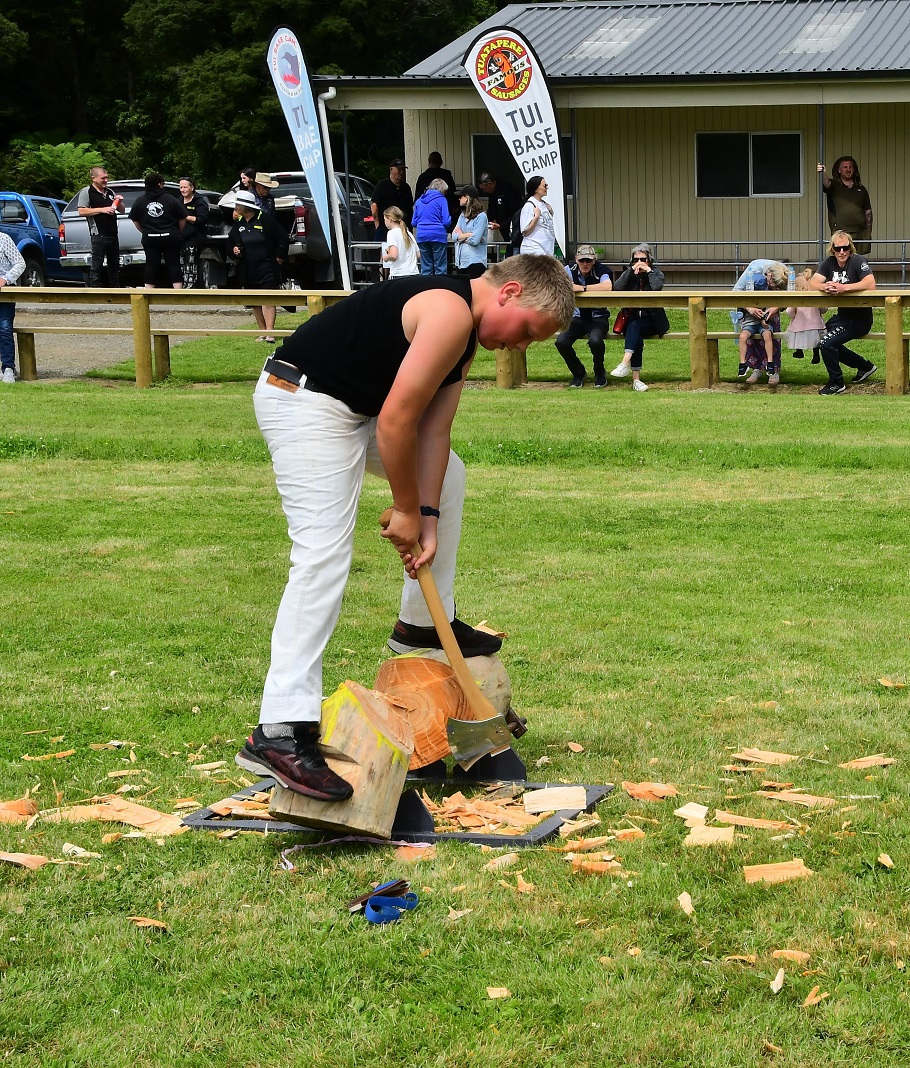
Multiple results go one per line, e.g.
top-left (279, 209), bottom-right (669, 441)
top-left (788, 264), bottom-right (796, 290)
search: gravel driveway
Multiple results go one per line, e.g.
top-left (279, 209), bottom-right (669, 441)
top-left (13, 305), bottom-right (253, 379)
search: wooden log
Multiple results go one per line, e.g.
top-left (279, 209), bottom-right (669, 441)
top-left (269, 680), bottom-right (414, 839)
top-left (389, 651), bottom-right (513, 716)
top-left (374, 655), bottom-right (466, 768)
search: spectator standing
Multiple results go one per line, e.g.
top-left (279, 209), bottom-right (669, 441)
top-left (610, 243), bottom-right (669, 392)
top-left (452, 184), bottom-right (488, 279)
top-left (0, 232), bottom-right (26, 384)
top-left (76, 166), bottom-right (125, 287)
top-left (810, 231), bottom-right (877, 394)
top-left (412, 179), bottom-right (450, 276)
top-left (371, 160), bottom-right (414, 243)
top-left (518, 176), bottom-right (555, 256)
top-left (819, 157), bottom-right (872, 255)
top-left (252, 172), bottom-right (279, 217)
top-left (784, 269), bottom-right (826, 363)
top-left (477, 172), bottom-right (520, 254)
top-left (229, 189), bottom-right (289, 343)
top-left (178, 177), bottom-right (210, 289)
top-left (129, 173), bottom-right (187, 289)
top-left (415, 152), bottom-right (459, 231)
top-left (381, 206), bottom-right (419, 278)
top-left (233, 256), bottom-right (573, 799)
top-left (555, 244), bottom-right (613, 388)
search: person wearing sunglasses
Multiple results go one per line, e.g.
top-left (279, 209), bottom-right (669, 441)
top-left (609, 243), bottom-right (669, 391)
top-left (555, 244), bottom-right (614, 387)
top-left (809, 232), bottom-right (877, 395)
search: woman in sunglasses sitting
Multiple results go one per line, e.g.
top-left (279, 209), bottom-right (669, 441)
top-left (809, 232), bottom-right (877, 395)
top-left (609, 243), bottom-right (668, 392)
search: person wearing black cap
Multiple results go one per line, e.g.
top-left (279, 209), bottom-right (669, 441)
top-left (477, 172), bottom-right (520, 254)
top-left (452, 185), bottom-right (488, 278)
top-left (371, 159), bottom-right (414, 243)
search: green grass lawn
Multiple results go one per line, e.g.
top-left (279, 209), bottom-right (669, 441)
top-left (1, 336), bottom-right (908, 1067)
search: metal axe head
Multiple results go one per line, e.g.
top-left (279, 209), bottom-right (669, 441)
top-left (447, 715), bottom-right (512, 769)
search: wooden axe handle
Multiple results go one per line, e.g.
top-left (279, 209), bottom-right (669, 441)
top-left (379, 508), bottom-right (498, 722)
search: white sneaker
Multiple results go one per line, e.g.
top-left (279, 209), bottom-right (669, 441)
top-left (610, 362), bottom-right (631, 378)
top-left (1, 368), bottom-right (15, 384)
top-left (746, 369), bottom-right (761, 384)
top-left (632, 379), bottom-right (648, 392)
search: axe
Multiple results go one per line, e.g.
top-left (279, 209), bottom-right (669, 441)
top-left (379, 508), bottom-right (521, 769)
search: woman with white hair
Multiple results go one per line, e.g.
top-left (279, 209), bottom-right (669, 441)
top-left (412, 178), bottom-right (450, 275)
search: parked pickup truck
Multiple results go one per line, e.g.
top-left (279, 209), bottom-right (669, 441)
top-left (59, 180), bottom-right (230, 287)
top-left (0, 192), bottom-right (84, 285)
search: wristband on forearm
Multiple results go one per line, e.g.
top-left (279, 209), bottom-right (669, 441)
top-left (419, 505), bottom-right (440, 518)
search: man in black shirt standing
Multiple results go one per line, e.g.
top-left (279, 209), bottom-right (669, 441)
top-left (477, 172), bottom-right (520, 255)
top-left (76, 167), bottom-right (125, 286)
top-left (370, 159), bottom-right (414, 243)
top-left (810, 231), bottom-right (877, 394)
top-left (234, 256), bottom-right (575, 801)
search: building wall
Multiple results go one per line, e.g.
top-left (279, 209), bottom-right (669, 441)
top-left (404, 101), bottom-right (908, 274)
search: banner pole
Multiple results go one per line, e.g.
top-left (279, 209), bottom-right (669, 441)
top-left (318, 87), bottom-right (352, 291)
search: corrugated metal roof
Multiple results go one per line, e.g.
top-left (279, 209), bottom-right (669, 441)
top-left (403, 0), bottom-right (910, 81)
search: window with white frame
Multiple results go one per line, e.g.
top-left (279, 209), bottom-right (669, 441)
top-left (695, 132), bottom-right (802, 198)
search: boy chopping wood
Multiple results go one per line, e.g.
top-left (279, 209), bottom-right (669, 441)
top-left (236, 255), bottom-right (575, 800)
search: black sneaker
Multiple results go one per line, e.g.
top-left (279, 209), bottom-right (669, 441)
top-left (235, 726), bottom-right (354, 801)
top-left (388, 617), bottom-right (503, 657)
top-left (792, 349), bottom-right (804, 360)
top-left (818, 382), bottom-right (846, 395)
top-left (737, 363), bottom-right (748, 378)
top-left (811, 348), bottom-right (821, 364)
top-left (854, 363), bottom-right (877, 384)
top-left (593, 372), bottom-right (607, 389)
top-left (570, 375), bottom-right (584, 389)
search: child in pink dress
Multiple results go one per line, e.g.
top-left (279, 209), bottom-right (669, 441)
top-left (785, 268), bottom-right (826, 363)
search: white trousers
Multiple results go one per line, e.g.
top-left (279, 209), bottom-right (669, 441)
top-left (253, 371), bottom-right (466, 724)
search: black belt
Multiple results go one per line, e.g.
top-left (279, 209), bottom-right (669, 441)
top-left (263, 357), bottom-right (325, 393)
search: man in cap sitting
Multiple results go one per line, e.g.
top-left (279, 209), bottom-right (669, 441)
top-left (555, 245), bottom-right (614, 388)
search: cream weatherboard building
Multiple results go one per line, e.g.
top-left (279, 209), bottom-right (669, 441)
top-left (318, 0), bottom-right (910, 281)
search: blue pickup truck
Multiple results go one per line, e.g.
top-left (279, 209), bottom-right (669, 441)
top-left (0, 192), bottom-right (83, 286)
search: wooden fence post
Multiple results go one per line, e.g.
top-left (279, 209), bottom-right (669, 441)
top-left (17, 332), bottom-right (38, 381)
top-left (884, 295), bottom-right (907, 396)
top-left (688, 296), bottom-right (710, 389)
top-left (154, 335), bottom-right (171, 381)
top-left (511, 347), bottom-right (528, 385)
top-left (706, 338), bottom-right (720, 386)
top-left (307, 295), bottom-right (326, 317)
top-left (494, 347), bottom-right (514, 388)
top-left (131, 293), bottom-right (153, 388)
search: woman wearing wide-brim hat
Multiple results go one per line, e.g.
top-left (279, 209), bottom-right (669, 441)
top-left (229, 189), bottom-right (289, 342)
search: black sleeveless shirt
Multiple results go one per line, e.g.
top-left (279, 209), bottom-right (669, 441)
top-left (275, 276), bottom-right (476, 417)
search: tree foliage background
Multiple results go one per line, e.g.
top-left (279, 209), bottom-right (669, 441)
top-left (0, 0), bottom-right (499, 196)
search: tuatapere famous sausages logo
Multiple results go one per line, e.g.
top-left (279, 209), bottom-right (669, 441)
top-left (475, 37), bottom-right (532, 101)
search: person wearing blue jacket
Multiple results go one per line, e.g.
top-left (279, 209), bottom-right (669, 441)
top-left (412, 179), bottom-right (450, 275)
top-left (452, 184), bottom-right (488, 278)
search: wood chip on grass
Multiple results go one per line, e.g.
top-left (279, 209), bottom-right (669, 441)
top-left (838, 754), bottom-right (896, 770)
top-left (743, 859), bottom-right (814, 884)
top-left (731, 748), bottom-right (798, 766)
top-left (622, 781), bottom-right (678, 802)
top-left (714, 809), bottom-right (791, 830)
top-left (684, 824), bottom-right (734, 847)
top-left (756, 790), bottom-right (836, 809)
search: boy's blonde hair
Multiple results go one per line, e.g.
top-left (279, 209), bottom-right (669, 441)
top-left (794, 267), bottom-right (813, 291)
top-left (484, 255), bottom-right (575, 330)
